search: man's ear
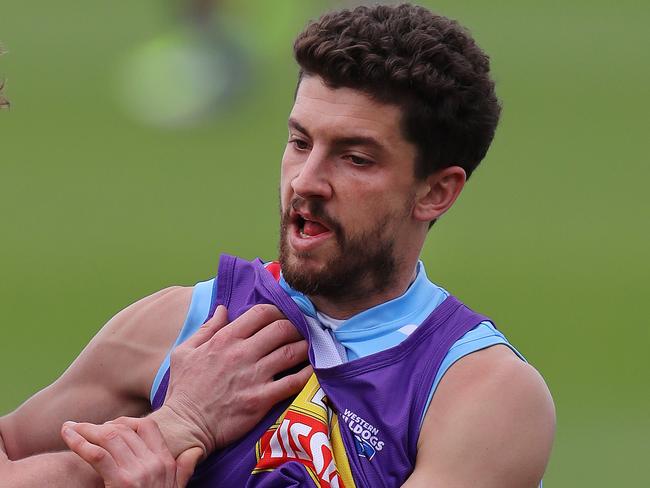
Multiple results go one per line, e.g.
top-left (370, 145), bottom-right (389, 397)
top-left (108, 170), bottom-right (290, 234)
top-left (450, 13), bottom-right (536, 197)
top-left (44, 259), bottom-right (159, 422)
top-left (412, 166), bottom-right (466, 223)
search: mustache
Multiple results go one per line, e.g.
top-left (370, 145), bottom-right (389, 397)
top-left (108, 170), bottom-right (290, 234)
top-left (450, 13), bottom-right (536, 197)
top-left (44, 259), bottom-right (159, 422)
top-left (288, 197), bottom-right (343, 237)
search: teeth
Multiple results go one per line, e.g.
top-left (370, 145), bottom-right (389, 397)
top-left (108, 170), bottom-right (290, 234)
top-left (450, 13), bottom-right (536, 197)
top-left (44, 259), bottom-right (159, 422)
top-left (298, 217), bottom-right (306, 237)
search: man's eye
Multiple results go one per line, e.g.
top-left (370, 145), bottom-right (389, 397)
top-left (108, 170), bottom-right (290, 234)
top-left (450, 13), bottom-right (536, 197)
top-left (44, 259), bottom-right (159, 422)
top-left (289, 138), bottom-right (309, 150)
top-left (347, 155), bottom-right (372, 166)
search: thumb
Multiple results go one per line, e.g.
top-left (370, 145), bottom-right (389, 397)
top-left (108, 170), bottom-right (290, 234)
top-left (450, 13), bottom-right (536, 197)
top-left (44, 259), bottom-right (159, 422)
top-left (184, 305), bottom-right (229, 348)
top-left (176, 446), bottom-right (203, 487)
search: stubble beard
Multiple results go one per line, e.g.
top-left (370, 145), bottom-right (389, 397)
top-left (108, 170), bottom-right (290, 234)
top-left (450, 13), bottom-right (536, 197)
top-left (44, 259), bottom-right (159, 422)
top-left (278, 198), bottom-right (400, 302)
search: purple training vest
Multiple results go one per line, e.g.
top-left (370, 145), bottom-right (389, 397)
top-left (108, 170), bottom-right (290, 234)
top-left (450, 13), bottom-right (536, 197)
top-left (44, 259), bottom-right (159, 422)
top-left (152, 254), bottom-right (490, 487)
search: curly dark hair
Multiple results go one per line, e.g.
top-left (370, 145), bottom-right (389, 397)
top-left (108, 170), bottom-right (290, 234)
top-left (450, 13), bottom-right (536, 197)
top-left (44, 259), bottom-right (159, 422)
top-left (293, 3), bottom-right (500, 180)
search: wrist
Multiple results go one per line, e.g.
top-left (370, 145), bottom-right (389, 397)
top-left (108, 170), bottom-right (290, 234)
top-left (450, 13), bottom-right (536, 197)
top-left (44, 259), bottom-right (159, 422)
top-left (149, 404), bottom-right (213, 459)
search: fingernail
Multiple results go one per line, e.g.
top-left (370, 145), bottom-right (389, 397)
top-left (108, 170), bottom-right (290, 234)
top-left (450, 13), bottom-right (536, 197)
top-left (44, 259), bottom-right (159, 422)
top-left (63, 420), bottom-right (77, 427)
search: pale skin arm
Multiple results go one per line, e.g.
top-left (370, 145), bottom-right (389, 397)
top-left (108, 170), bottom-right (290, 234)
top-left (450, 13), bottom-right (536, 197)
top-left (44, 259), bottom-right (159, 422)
top-left (0, 286), bottom-right (311, 487)
top-left (402, 345), bottom-right (556, 488)
top-left (59, 304), bottom-right (313, 488)
top-left (0, 286), bottom-right (191, 487)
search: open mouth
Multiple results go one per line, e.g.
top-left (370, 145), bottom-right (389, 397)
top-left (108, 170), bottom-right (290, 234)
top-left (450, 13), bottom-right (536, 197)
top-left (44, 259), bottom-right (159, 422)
top-left (292, 211), bottom-right (332, 239)
top-left (295, 214), bottom-right (331, 238)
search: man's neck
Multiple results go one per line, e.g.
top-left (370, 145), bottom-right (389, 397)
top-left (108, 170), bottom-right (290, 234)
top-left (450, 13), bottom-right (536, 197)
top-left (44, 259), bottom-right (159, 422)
top-left (307, 264), bottom-right (419, 320)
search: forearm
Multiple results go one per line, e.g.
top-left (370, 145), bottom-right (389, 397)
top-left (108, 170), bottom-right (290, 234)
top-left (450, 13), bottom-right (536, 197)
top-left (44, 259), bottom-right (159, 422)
top-left (1, 450), bottom-right (102, 488)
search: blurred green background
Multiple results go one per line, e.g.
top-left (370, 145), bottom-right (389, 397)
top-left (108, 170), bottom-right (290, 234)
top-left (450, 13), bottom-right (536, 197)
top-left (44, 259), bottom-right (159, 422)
top-left (1, 0), bottom-right (648, 485)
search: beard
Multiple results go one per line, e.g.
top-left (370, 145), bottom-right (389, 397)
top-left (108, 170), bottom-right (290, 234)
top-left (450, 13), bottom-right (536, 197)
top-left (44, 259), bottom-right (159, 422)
top-left (278, 197), bottom-right (402, 301)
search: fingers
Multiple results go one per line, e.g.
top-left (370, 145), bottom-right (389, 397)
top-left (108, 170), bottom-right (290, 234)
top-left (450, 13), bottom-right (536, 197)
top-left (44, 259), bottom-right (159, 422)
top-left (65, 419), bottom-right (181, 487)
top-left (226, 304), bottom-right (286, 339)
top-left (247, 318), bottom-right (304, 357)
top-left (183, 305), bottom-right (229, 348)
top-left (61, 423), bottom-right (119, 481)
top-left (65, 421), bottom-right (142, 467)
top-left (134, 418), bottom-right (171, 457)
top-left (259, 339), bottom-right (309, 377)
top-left (108, 416), bottom-right (140, 430)
top-left (110, 417), bottom-right (170, 457)
top-left (176, 447), bottom-right (203, 487)
top-left (265, 364), bottom-right (314, 405)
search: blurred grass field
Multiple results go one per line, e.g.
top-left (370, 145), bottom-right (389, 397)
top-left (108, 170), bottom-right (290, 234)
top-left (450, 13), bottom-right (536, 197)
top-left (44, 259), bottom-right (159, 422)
top-left (1, 1), bottom-right (649, 485)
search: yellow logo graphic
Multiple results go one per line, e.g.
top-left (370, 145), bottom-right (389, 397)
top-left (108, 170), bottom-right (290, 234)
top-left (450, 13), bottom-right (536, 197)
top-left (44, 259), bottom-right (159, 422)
top-left (253, 374), bottom-right (356, 488)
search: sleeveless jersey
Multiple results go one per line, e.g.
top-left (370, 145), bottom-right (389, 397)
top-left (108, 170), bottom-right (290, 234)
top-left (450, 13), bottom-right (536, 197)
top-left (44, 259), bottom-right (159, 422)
top-left (151, 264), bottom-right (521, 408)
top-left (151, 255), bottom-right (500, 486)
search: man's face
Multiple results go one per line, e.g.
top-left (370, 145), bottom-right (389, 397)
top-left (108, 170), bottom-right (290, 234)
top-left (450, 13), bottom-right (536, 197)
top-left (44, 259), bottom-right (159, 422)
top-left (279, 76), bottom-right (421, 301)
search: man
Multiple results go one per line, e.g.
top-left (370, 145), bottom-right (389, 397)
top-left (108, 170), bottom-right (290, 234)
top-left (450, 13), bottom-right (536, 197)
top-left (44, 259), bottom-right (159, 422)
top-left (1, 3), bottom-right (555, 487)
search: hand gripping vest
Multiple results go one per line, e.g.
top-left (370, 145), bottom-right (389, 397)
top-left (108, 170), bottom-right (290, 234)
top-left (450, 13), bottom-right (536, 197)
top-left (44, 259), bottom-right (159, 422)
top-left (152, 254), bottom-right (491, 487)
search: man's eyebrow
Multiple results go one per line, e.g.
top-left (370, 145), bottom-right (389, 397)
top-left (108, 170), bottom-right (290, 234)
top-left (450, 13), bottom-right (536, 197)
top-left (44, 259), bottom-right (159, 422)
top-left (288, 118), bottom-right (310, 137)
top-left (288, 118), bottom-right (386, 153)
top-left (331, 136), bottom-right (385, 153)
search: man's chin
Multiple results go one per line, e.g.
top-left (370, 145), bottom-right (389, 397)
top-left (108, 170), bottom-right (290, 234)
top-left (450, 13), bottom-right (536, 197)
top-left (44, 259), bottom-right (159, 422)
top-left (283, 235), bottom-right (336, 264)
top-left (279, 233), bottom-right (346, 296)
top-left (282, 252), bottom-right (326, 277)
top-left (280, 253), bottom-right (327, 294)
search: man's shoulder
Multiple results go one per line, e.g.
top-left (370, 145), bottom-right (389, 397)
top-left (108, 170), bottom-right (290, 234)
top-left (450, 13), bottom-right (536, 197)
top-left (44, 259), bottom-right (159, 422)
top-left (72, 285), bottom-right (195, 400)
top-left (434, 345), bottom-right (554, 419)
top-left (102, 286), bottom-right (193, 341)
top-left (125, 286), bottom-right (194, 325)
top-left (410, 345), bottom-right (555, 487)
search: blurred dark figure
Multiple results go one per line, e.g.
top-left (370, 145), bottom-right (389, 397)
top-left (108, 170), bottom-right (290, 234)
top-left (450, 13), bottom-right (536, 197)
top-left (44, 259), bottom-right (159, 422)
top-left (118, 0), bottom-right (249, 128)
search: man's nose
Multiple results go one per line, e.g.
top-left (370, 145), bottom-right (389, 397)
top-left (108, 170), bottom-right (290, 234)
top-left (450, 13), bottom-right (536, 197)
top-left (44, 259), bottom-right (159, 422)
top-left (290, 149), bottom-right (333, 200)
